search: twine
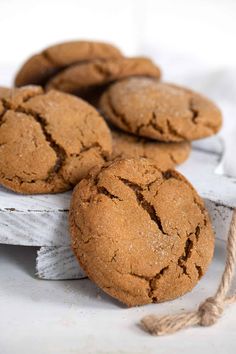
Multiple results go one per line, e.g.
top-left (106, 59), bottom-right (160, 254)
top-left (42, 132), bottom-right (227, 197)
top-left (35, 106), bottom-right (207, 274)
top-left (141, 209), bottom-right (236, 336)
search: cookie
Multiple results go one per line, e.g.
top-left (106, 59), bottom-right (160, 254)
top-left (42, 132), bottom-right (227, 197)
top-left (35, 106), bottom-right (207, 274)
top-left (15, 41), bottom-right (123, 87)
top-left (111, 129), bottom-right (191, 169)
top-left (99, 77), bottom-right (222, 142)
top-left (70, 158), bottom-right (214, 306)
top-left (46, 57), bottom-right (161, 97)
top-left (0, 86), bottom-right (112, 194)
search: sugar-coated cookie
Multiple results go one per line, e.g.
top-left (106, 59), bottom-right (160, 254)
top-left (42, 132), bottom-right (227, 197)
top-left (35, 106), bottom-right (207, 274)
top-left (46, 57), bottom-right (161, 97)
top-left (0, 86), bottom-right (112, 194)
top-left (15, 41), bottom-right (123, 87)
top-left (99, 77), bottom-right (222, 142)
top-left (70, 158), bottom-right (214, 306)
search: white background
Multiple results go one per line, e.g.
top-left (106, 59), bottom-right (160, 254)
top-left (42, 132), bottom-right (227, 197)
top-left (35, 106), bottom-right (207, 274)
top-left (0, 0), bottom-right (235, 80)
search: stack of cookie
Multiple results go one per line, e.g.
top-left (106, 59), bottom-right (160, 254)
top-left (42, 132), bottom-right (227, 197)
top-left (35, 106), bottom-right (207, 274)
top-left (13, 40), bottom-right (222, 171)
top-left (0, 40), bottom-right (222, 306)
top-left (99, 76), bottom-right (222, 170)
top-left (14, 41), bottom-right (161, 101)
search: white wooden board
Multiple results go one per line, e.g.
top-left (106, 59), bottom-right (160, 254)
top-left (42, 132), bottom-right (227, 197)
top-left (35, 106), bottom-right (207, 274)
top-left (0, 190), bottom-right (70, 246)
top-left (36, 246), bottom-right (86, 280)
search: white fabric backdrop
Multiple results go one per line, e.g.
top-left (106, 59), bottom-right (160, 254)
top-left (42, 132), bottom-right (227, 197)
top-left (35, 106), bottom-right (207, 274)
top-left (0, 0), bottom-right (235, 175)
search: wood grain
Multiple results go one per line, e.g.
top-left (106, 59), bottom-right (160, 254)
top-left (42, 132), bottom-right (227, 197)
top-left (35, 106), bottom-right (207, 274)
top-left (36, 246), bottom-right (86, 280)
top-left (0, 188), bottom-right (70, 246)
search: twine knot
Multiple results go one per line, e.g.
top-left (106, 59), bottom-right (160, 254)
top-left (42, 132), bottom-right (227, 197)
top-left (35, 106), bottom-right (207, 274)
top-left (198, 297), bottom-right (224, 326)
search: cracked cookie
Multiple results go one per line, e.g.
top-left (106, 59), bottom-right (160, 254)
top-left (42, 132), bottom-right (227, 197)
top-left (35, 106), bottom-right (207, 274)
top-left (70, 158), bottom-right (214, 306)
top-left (0, 86), bottom-right (112, 194)
top-left (46, 57), bottom-right (161, 99)
top-left (99, 77), bottom-right (222, 142)
top-left (111, 129), bottom-right (191, 169)
top-left (15, 41), bottom-right (123, 87)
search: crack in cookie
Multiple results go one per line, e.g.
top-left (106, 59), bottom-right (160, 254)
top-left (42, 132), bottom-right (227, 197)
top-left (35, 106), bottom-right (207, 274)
top-left (16, 106), bottom-right (67, 181)
top-left (99, 77), bottom-right (222, 142)
top-left (70, 158), bottom-right (215, 306)
top-left (117, 177), bottom-right (168, 236)
top-left (0, 87), bottom-right (112, 194)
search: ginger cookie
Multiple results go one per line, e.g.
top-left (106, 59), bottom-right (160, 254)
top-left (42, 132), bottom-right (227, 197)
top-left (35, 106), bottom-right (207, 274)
top-left (99, 77), bottom-right (222, 142)
top-left (111, 129), bottom-right (191, 169)
top-left (46, 57), bottom-right (161, 97)
top-left (15, 41), bottom-right (123, 87)
top-left (0, 86), bottom-right (112, 194)
top-left (70, 158), bottom-right (214, 307)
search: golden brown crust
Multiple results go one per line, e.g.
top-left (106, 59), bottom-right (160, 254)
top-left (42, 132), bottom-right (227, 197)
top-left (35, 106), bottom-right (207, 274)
top-left (15, 41), bottom-right (123, 87)
top-left (46, 57), bottom-right (161, 95)
top-left (111, 129), bottom-right (191, 168)
top-left (0, 86), bottom-right (112, 194)
top-left (99, 77), bottom-right (222, 142)
top-left (70, 158), bottom-right (215, 306)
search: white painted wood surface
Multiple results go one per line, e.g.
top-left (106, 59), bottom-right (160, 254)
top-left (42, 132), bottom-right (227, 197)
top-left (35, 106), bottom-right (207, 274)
top-left (36, 246), bottom-right (86, 280)
top-left (0, 190), bottom-right (70, 246)
top-left (0, 136), bottom-right (236, 279)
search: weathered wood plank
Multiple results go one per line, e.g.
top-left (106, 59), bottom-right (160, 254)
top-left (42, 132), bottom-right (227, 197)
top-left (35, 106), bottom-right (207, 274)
top-left (178, 152), bottom-right (236, 208)
top-left (36, 246), bottom-right (86, 280)
top-left (0, 207), bottom-right (70, 246)
top-left (0, 188), bottom-right (71, 246)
